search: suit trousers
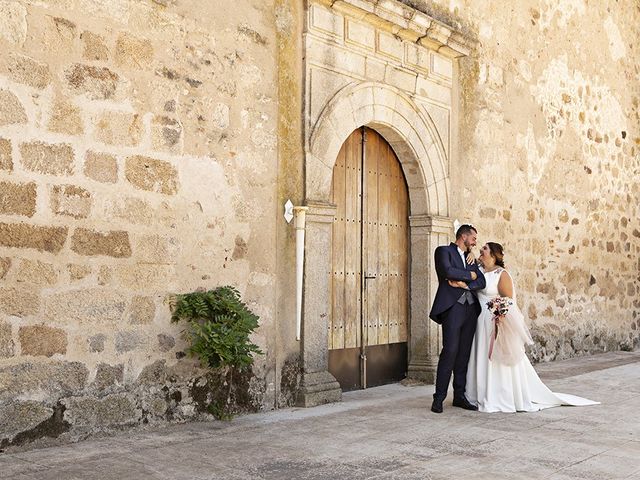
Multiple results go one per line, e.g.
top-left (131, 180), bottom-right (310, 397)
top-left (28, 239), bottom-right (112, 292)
top-left (433, 301), bottom-right (478, 402)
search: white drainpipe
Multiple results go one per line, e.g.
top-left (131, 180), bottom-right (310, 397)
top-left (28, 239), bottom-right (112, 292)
top-left (294, 206), bottom-right (308, 341)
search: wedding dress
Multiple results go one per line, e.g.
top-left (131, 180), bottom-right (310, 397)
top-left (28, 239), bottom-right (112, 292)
top-left (465, 267), bottom-right (599, 413)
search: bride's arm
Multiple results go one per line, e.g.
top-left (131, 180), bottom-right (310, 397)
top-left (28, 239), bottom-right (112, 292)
top-left (497, 271), bottom-right (514, 298)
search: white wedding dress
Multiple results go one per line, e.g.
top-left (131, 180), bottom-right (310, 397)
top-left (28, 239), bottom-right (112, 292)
top-left (465, 267), bottom-right (599, 413)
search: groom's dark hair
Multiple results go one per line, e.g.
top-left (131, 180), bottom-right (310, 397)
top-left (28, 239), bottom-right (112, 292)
top-left (455, 224), bottom-right (477, 239)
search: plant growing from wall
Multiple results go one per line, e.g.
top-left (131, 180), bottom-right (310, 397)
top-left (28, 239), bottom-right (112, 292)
top-left (169, 286), bottom-right (263, 419)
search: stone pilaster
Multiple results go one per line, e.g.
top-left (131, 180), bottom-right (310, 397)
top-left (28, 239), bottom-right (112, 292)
top-left (296, 202), bottom-right (342, 407)
top-left (407, 214), bottom-right (452, 383)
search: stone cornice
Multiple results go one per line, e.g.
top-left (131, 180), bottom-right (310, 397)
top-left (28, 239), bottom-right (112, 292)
top-left (409, 214), bottom-right (452, 233)
top-left (314, 0), bottom-right (475, 58)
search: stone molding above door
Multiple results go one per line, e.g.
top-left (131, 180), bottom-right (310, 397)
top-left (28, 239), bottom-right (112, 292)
top-left (305, 0), bottom-right (476, 164)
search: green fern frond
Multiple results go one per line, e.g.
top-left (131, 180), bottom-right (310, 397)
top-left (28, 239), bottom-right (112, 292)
top-left (168, 286), bottom-right (263, 371)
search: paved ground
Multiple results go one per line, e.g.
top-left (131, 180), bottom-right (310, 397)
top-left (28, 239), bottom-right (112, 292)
top-left (1, 351), bottom-right (639, 480)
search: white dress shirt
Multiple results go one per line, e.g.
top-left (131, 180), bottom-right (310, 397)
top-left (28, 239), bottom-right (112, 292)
top-left (457, 246), bottom-right (467, 269)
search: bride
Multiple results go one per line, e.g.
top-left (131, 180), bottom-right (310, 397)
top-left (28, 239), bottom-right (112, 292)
top-left (450, 242), bottom-right (599, 413)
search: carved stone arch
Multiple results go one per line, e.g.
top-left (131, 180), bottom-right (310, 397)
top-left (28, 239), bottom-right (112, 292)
top-left (298, 81), bottom-right (450, 406)
top-left (307, 81), bottom-right (450, 217)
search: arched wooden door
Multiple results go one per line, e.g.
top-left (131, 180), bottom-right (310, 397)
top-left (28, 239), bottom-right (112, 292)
top-left (328, 127), bottom-right (409, 391)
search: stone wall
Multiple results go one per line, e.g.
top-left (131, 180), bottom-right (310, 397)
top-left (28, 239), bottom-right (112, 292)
top-left (0, 0), bottom-right (292, 448)
top-left (404, 0), bottom-right (640, 359)
top-left (1, 0), bottom-right (638, 449)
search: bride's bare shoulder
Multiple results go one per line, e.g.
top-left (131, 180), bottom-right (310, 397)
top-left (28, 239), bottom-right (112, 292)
top-left (498, 269), bottom-right (513, 283)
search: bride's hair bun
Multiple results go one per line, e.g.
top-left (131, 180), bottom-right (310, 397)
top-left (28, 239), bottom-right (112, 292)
top-left (487, 242), bottom-right (505, 268)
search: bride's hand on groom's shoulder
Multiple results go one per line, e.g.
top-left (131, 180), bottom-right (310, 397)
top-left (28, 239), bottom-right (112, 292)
top-left (465, 251), bottom-right (476, 265)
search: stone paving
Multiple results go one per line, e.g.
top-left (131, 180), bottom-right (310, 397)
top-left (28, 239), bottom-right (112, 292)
top-left (1, 351), bottom-right (639, 480)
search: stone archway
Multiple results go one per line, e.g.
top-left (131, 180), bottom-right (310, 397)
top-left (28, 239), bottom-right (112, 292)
top-left (297, 82), bottom-right (454, 406)
top-left (306, 82), bottom-right (449, 217)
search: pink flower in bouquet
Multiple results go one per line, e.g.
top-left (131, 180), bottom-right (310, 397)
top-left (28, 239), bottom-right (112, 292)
top-left (487, 297), bottom-right (512, 323)
top-left (486, 296), bottom-right (513, 360)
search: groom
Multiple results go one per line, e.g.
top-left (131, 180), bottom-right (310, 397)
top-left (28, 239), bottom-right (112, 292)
top-left (429, 224), bottom-right (485, 413)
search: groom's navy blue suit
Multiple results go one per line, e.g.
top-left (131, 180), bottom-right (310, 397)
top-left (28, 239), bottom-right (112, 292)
top-left (430, 243), bottom-right (486, 403)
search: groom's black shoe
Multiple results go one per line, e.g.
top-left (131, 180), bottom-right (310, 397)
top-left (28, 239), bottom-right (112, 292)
top-left (431, 399), bottom-right (443, 413)
top-left (452, 397), bottom-right (478, 411)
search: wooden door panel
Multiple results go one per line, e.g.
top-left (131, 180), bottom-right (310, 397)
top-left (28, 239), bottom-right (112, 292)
top-left (362, 129), bottom-right (408, 347)
top-left (376, 133), bottom-right (391, 347)
top-left (329, 127), bottom-right (408, 351)
top-left (330, 130), bottom-right (361, 350)
top-left (387, 152), bottom-right (399, 344)
top-left (364, 130), bottom-right (378, 347)
top-left (330, 141), bottom-right (346, 350)
top-left (397, 161), bottom-right (409, 342)
top-left (344, 133), bottom-right (362, 349)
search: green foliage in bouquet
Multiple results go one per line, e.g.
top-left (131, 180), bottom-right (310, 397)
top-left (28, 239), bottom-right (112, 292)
top-left (169, 286), bottom-right (263, 371)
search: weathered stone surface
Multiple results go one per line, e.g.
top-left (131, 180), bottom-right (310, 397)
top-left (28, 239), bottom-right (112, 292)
top-left (77, 0), bottom-right (130, 23)
top-left (112, 264), bottom-right (174, 290)
top-left (0, 181), bottom-right (36, 217)
top-left (133, 234), bottom-right (177, 263)
top-left (19, 141), bottom-right (75, 176)
top-left (136, 360), bottom-right (167, 385)
top-left (0, 287), bottom-right (40, 317)
top-left (15, 259), bottom-right (58, 285)
top-left (0, 361), bottom-right (88, 402)
top-left (103, 196), bottom-right (175, 227)
top-left (125, 155), bottom-right (178, 195)
top-left (0, 1), bottom-right (27, 45)
top-left (50, 185), bottom-right (92, 219)
top-left (115, 331), bottom-right (144, 353)
top-left (232, 235), bottom-right (248, 260)
top-left (211, 103), bottom-right (230, 129)
top-left (81, 31), bottom-right (109, 61)
top-left (65, 63), bottom-right (119, 100)
top-left (44, 289), bottom-right (126, 325)
top-left (71, 228), bottom-right (131, 257)
top-left (0, 257), bottom-right (10, 279)
top-left (27, 15), bottom-right (77, 54)
top-left (157, 333), bottom-right (175, 352)
top-left (94, 111), bottom-right (143, 147)
top-left (115, 33), bottom-right (154, 69)
top-left (48, 99), bottom-right (84, 135)
top-left (88, 334), bottom-right (106, 352)
top-left (143, 395), bottom-right (168, 418)
top-left (0, 89), bottom-right (28, 126)
top-left (0, 222), bottom-right (68, 253)
top-left (0, 138), bottom-right (12, 170)
top-left (7, 53), bottom-right (51, 89)
top-left (84, 151), bottom-right (118, 183)
top-left (0, 401), bottom-right (52, 439)
top-left (97, 265), bottom-right (112, 286)
top-left (151, 115), bottom-right (182, 152)
top-left (64, 394), bottom-right (140, 427)
top-left (68, 263), bottom-right (91, 281)
top-left (127, 296), bottom-right (155, 324)
top-left (0, 320), bottom-right (14, 357)
top-left (92, 363), bottom-right (123, 390)
top-left (19, 324), bottom-right (67, 357)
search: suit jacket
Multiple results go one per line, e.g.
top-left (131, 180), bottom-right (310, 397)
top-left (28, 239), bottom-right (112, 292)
top-left (429, 243), bottom-right (486, 324)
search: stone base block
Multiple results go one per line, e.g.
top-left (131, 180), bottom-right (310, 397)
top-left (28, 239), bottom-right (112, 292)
top-left (407, 361), bottom-right (436, 384)
top-left (296, 370), bottom-right (342, 407)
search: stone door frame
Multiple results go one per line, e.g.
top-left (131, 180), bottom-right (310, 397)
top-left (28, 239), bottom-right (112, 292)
top-left (297, 81), bottom-right (453, 406)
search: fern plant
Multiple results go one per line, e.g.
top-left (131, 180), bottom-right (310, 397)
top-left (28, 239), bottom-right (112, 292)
top-left (169, 286), bottom-right (263, 371)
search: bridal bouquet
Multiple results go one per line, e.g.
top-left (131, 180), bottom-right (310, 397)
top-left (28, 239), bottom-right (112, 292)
top-left (486, 297), bottom-right (513, 360)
